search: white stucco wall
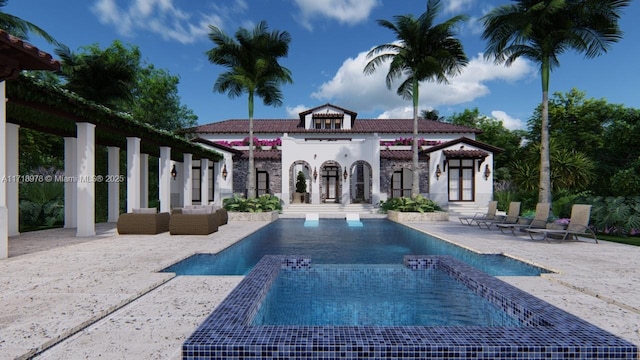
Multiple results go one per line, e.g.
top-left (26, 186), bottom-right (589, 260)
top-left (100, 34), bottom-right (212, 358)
top-left (281, 133), bottom-right (380, 206)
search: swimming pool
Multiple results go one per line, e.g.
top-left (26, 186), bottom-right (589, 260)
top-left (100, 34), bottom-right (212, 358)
top-left (182, 255), bottom-right (638, 360)
top-left (252, 264), bottom-right (524, 326)
top-left (163, 219), bottom-right (550, 276)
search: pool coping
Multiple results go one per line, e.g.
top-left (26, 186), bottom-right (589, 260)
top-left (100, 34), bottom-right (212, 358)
top-left (183, 255), bottom-right (638, 359)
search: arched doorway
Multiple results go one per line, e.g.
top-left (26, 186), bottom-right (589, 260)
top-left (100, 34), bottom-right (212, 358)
top-left (288, 161), bottom-right (311, 203)
top-left (319, 161), bottom-right (341, 203)
top-left (350, 161), bottom-right (373, 204)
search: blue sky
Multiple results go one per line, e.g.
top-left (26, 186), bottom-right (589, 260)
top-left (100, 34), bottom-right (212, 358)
top-left (6, 0), bottom-right (640, 130)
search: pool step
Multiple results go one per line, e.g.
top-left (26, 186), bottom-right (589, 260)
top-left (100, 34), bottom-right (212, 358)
top-left (282, 204), bottom-right (382, 218)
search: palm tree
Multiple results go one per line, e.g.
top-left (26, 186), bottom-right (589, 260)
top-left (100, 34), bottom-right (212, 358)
top-left (420, 109), bottom-right (443, 121)
top-left (482, 0), bottom-right (629, 205)
top-left (364, 0), bottom-right (468, 197)
top-left (207, 21), bottom-right (292, 198)
top-left (0, 0), bottom-right (59, 44)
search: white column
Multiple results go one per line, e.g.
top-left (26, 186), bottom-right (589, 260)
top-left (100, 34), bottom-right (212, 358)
top-left (107, 147), bottom-right (120, 222)
top-left (76, 122), bottom-right (96, 237)
top-left (140, 153), bottom-right (149, 208)
top-left (6, 123), bottom-right (19, 236)
top-left (183, 153), bottom-right (192, 207)
top-left (126, 137), bottom-right (141, 212)
top-left (159, 147), bottom-right (171, 213)
top-left (201, 158), bottom-right (209, 205)
top-left (64, 137), bottom-right (77, 228)
top-left (0, 81), bottom-right (7, 259)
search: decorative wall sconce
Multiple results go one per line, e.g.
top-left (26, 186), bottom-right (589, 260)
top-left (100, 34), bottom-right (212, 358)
top-left (484, 164), bottom-right (491, 180)
top-left (313, 167), bottom-right (318, 182)
top-left (435, 165), bottom-right (442, 180)
top-left (343, 168), bottom-right (348, 181)
top-left (170, 165), bottom-right (177, 180)
top-left (221, 163), bottom-right (228, 180)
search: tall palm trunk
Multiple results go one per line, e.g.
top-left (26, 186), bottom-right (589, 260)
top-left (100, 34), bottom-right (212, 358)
top-left (539, 59), bottom-right (552, 204)
top-left (247, 91), bottom-right (256, 198)
top-left (411, 77), bottom-right (420, 197)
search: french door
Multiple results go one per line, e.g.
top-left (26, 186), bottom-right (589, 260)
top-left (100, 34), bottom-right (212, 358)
top-left (322, 166), bottom-right (339, 202)
top-left (448, 159), bottom-right (475, 201)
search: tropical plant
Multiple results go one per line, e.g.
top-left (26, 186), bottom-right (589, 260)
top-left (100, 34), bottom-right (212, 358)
top-left (587, 196), bottom-right (640, 236)
top-left (0, 0), bottom-right (59, 45)
top-left (379, 195), bottom-right (442, 213)
top-left (55, 41), bottom-right (140, 109)
top-left (223, 194), bottom-right (282, 213)
top-left (482, 0), bottom-right (630, 205)
top-left (207, 21), bottom-right (293, 198)
top-left (18, 167), bottom-right (64, 231)
top-left (364, 0), bottom-right (468, 197)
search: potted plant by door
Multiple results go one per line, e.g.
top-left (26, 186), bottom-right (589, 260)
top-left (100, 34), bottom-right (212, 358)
top-left (295, 171), bottom-right (307, 203)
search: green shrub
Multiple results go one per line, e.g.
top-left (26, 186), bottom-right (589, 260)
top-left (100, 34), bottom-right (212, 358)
top-left (19, 176), bottom-right (64, 231)
top-left (587, 196), bottom-right (640, 236)
top-left (295, 171), bottom-right (307, 193)
top-left (379, 195), bottom-right (442, 213)
top-left (223, 194), bottom-right (283, 213)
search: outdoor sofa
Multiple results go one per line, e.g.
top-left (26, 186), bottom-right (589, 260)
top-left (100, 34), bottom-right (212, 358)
top-left (117, 208), bottom-right (170, 234)
top-left (169, 205), bottom-right (227, 235)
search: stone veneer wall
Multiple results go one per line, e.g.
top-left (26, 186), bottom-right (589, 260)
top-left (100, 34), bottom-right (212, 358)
top-left (379, 159), bottom-right (429, 196)
top-left (232, 157), bottom-right (282, 196)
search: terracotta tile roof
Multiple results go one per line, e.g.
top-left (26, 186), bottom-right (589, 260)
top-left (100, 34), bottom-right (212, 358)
top-left (424, 137), bottom-right (504, 154)
top-left (0, 30), bottom-right (60, 79)
top-left (189, 118), bottom-right (480, 135)
top-left (380, 150), bottom-right (429, 160)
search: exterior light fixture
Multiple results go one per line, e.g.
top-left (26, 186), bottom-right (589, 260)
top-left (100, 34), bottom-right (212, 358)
top-left (435, 165), bottom-right (442, 180)
top-left (343, 168), bottom-right (348, 181)
top-left (221, 163), bottom-right (228, 180)
top-left (170, 165), bottom-right (177, 180)
top-left (484, 164), bottom-right (491, 180)
top-left (313, 167), bottom-right (317, 182)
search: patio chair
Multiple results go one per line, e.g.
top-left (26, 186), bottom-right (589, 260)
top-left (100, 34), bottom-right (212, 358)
top-left (496, 202), bottom-right (550, 235)
top-left (458, 201), bottom-right (498, 225)
top-left (525, 204), bottom-right (598, 243)
top-left (475, 202), bottom-right (521, 230)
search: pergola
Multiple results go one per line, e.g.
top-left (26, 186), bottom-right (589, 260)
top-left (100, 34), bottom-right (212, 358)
top-left (1, 30), bottom-right (222, 259)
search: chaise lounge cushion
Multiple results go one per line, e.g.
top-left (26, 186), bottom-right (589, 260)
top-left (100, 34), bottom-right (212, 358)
top-left (117, 212), bottom-right (170, 234)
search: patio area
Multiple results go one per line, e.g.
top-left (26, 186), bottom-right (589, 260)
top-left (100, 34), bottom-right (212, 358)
top-left (1, 217), bottom-right (639, 359)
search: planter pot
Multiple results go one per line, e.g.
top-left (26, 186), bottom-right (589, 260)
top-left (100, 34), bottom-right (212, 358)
top-left (228, 211), bottom-right (279, 222)
top-left (387, 210), bottom-right (449, 222)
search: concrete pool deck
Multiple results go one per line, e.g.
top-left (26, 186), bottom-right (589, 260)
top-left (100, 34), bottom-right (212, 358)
top-left (1, 217), bottom-right (639, 359)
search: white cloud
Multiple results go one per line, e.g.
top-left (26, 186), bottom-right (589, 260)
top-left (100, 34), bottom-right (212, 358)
top-left (311, 50), bottom-right (536, 118)
top-left (286, 104), bottom-right (309, 118)
top-left (292, 0), bottom-right (380, 30)
top-left (91, 0), bottom-right (233, 44)
top-left (491, 110), bottom-right (526, 130)
top-left (444, 0), bottom-right (476, 14)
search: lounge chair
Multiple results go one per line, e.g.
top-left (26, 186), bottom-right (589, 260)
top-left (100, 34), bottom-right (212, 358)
top-left (459, 201), bottom-right (498, 225)
top-left (525, 204), bottom-right (598, 243)
top-left (476, 202), bottom-right (521, 230)
top-left (496, 202), bottom-right (550, 235)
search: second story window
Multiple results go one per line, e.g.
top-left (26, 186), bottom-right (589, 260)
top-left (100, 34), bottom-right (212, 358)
top-left (312, 113), bottom-right (344, 130)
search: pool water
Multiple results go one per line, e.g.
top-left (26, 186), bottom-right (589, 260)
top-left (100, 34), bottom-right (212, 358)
top-left (252, 264), bottom-right (523, 326)
top-left (164, 219), bottom-right (549, 276)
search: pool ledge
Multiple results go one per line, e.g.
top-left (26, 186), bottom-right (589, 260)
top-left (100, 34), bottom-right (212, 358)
top-left (183, 255), bottom-right (637, 360)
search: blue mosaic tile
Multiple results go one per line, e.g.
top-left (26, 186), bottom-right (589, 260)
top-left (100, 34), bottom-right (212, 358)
top-left (183, 255), bottom-right (638, 359)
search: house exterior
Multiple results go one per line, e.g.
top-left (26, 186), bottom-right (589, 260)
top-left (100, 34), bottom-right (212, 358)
top-left (184, 104), bottom-right (502, 209)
